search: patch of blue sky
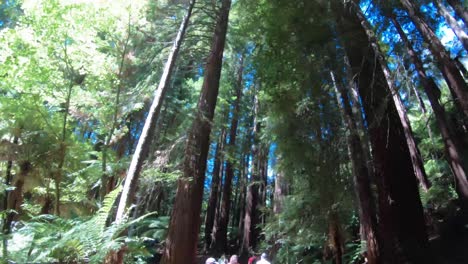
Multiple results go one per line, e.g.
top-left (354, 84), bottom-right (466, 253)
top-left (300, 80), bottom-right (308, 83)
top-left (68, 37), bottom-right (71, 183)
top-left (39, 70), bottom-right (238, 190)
top-left (267, 142), bottom-right (277, 182)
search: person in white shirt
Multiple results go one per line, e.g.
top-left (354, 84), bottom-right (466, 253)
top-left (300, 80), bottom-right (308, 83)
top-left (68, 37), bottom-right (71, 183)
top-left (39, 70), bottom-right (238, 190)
top-left (206, 257), bottom-right (218, 264)
top-left (228, 255), bottom-right (239, 264)
top-left (256, 253), bottom-right (271, 264)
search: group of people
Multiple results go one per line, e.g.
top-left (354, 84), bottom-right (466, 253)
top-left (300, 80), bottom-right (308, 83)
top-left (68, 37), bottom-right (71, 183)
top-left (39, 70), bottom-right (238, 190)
top-left (205, 253), bottom-right (271, 264)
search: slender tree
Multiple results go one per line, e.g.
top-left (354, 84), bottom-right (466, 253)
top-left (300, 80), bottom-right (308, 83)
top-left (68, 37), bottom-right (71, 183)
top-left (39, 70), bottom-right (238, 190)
top-left (345, 57), bottom-right (374, 176)
top-left (161, 0), bottom-right (232, 262)
top-left (326, 212), bottom-right (344, 264)
top-left (213, 54), bottom-right (244, 253)
top-left (2, 135), bottom-right (19, 259)
top-left (56, 71), bottom-right (75, 216)
top-left (204, 123), bottom-right (227, 251)
top-left (237, 150), bottom-right (251, 245)
top-left (240, 91), bottom-right (261, 257)
top-left (273, 167), bottom-right (287, 215)
top-left (114, 0), bottom-right (196, 223)
top-left (331, 71), bottom-right (381, 264)
top-left (399, 0), bottom-right (468, 118)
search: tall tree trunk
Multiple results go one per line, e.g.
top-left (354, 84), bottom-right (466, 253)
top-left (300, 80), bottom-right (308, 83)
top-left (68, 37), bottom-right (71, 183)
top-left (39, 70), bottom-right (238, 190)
top-left (335, 2), bottom-right (430, 263)
top-left (237, 153), bottom-right (249, 245)
top-left (325, 212), bottom-right (344, 264)
top-left (2, 135), bottom-right (19, 259)
top-left (270, 164), bottom-right (288, 260)
top-left (259, 146), bottom-right (268, 225)
top-left (231, 171), bottom-right (241, 231)
top-left (114, 0), bottom-right (195, 223)
top-left (447, 0), bottom-right (468, 25)
top-left (4, 160), bottom-right (30, 232)
top-left (400, 0), bottom-right (468, 118)
top-left (213, 54), bottom-right (243, 253)
top-left (436, 0), bottom-right (468, 51)
top-left (273, 168), bottom-right (287, 215)
top-left (353, 1), bottom-right (430, 191)
top-left (345, 57), bottom-right (374, 178)
top-left (161, 0), bottom-right (231, 262)
top-left (331, 72), bottom-right (381, 264)
top-left (240, 92), bottom-right (261, 258)
top-left (391, 15), bottom-right (468, 202)
top-left (204, 125), bottom-right (227, 251)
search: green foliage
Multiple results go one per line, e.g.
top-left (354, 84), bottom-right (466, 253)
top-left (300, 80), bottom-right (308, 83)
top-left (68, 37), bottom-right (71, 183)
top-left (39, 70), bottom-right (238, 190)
top-left (5, 186), bottom-right (167, 263)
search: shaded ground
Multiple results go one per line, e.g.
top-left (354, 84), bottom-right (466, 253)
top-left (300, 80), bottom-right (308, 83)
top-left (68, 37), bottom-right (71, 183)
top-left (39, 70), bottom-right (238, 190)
top-left (429, 201), bottom-right (468, 264)
top-left (431, 229), bottom-right (468, 263)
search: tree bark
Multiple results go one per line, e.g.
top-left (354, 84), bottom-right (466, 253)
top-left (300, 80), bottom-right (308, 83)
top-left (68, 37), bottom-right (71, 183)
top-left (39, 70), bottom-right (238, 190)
top-left (436, 0), bottom-right (468, 51)
top-left (204, 125), bottom-right (227, 251)
top-left (331, 71), bottom-right (381, 264)
top-left (273, 168), bottom-right (286, 215)
top-left (335, 2), bottom-right (430, 263)
top-left (391, 15), bottom-right (468, 201)
top-left (161, 0), bottom-right (231, 262)
top-left (400, 0), bottom-right (468, 118)
top-left (231, 170), bottom-right (241, 231)
top-left (353, 1), bottom-right (430, 191)
top-left (345, 57), bottom-right (374, 178)
top-left (259, 146), bottom-right (268, 225)
top-left (447, 0), bottom-right (468, 25)
top-left (270, 164), bottom-right (287, 260)
top-left (240, 92), bottom-right (261, 258)
top-left (114, 0), bottom-right (196, 223)
top-left (237, 153), bottom-right (249, 246)
top-left (213, 54), bottom-right (243, 253)
top-left (325, 213), bottom-right (344, 264)
top-left (2, 135), bottom-right (19, 259)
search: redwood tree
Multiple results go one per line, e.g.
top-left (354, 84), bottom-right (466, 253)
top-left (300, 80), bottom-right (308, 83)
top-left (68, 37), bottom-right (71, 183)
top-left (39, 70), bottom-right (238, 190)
top-left (213, 54), bottom-right (244, 253)
top-left (161, 0), bottom-right (232, 262)
top-left (240, 91), bottom-right (261, 258)
top-left (353, 0), bottom-right (430, 191)
top-left (331, 71), bottom-right (381, 264)
top-left (335, 1), bottom-right (430, 262)
top-left (204, 122), bottom-right (227, 251)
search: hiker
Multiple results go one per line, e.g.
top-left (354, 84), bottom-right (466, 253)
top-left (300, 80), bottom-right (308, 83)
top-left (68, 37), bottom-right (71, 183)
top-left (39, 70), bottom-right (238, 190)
top-left (206, 257), bottom-right (218, 264)
top-left (256, 253), bottom-right (271, 264)
top-left (218, 255), bottom-right (228, 264)
top-left (248, 255), bottom-right (258, 264)
top-left (228, 255), bottom-right (240, 264)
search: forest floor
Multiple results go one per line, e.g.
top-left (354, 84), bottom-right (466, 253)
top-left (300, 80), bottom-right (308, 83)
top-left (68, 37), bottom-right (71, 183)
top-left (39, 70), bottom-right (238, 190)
top-left (431, 230), bottom-right (468, 263)
top-left (429, 204), bottom-right (468, 264)
top-left (194, 233), bottom-right (468, 264)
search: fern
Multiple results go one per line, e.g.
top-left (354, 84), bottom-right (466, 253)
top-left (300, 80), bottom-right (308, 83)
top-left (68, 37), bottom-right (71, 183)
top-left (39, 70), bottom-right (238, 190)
top-left (45, 186), bottom-right (122, 262)
top-left (7, 184), bottom-right (166, 263)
